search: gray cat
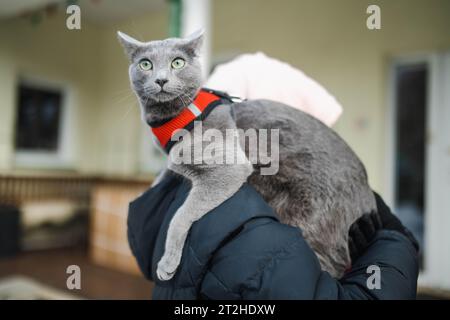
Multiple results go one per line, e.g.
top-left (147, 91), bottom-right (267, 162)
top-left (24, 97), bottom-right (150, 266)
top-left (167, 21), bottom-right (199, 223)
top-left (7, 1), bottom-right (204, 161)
top-left (118, 30), bottom-right (376, 281)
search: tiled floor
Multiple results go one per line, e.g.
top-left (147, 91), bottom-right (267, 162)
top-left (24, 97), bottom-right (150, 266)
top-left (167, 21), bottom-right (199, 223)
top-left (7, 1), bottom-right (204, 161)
top-left (0, 247), bottom-right (153, 299)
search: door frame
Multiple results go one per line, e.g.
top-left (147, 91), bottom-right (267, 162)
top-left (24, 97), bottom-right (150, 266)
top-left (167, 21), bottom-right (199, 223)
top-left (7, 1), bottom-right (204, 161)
top-left (386, 52), bottom-right (450, 290)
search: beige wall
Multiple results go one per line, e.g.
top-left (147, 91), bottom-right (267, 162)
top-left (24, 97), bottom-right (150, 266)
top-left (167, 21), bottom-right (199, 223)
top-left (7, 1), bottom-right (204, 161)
top-left (0, 0), bottom-right (449, 194)
top-left (0, 13), bottom-right (103, 173)
top-left (0, 44), bottom-right (16, 170)
top-left (0, 8), bottom-right (168, 177)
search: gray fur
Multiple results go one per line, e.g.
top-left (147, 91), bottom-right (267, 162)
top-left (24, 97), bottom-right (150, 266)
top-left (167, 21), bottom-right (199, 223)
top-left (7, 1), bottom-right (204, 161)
top-left (159, 104), bottom-right (253, 280)
top-left (118, 32), bottom-right (376, 280)
top-left (234, 100), bottom-right (376, 275)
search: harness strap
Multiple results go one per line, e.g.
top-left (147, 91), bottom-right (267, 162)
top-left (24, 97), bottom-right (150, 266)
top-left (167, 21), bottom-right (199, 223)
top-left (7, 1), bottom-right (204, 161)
top-left (150, 89), bottom-right (232, 153)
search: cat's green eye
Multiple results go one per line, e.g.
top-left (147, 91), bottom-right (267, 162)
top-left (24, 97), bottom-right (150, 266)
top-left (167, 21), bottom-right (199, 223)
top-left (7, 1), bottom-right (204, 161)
top-left (171, 58), bottom-right (185, 69)
top-left (139, 59), bottom-right (152, 71)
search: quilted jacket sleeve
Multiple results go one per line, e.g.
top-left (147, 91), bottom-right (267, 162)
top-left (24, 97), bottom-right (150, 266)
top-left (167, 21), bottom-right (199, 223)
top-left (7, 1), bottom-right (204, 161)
top-left (202, 220), bottom-right (419, 300)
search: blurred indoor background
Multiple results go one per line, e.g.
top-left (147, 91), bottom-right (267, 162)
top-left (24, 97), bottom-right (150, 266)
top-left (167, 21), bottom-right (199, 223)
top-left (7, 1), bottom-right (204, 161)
top-left (0, 0), bottom-right (449, 299)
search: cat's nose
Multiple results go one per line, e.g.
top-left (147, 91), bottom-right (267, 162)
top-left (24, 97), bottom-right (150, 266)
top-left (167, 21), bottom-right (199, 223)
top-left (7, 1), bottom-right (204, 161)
top-left (155, 78), bottom-right (168, 88)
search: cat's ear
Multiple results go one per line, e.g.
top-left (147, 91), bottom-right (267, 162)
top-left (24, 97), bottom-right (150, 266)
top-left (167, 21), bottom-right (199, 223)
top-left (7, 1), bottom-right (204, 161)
top-left (117, 31), bottom-right (144, 60)
top-left (180, 29), bottom-right (204, 57)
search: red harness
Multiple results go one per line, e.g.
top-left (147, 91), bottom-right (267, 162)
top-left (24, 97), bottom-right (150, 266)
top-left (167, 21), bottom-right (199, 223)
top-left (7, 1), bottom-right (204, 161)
top-left (150, 89), bottom-right (232, 153)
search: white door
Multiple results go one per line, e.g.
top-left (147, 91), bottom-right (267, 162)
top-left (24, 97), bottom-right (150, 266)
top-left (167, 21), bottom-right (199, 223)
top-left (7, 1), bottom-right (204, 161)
top-left (388, 52), bottom-right (450, 290)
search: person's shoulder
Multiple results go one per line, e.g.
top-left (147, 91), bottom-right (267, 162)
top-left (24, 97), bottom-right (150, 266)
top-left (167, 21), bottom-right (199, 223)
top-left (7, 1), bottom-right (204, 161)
top-left (200, 217), bottom-right (309, 297)
top-left (239, 216), bottom-right (304, 250)
top-left (211, 213), bottom-right (305, 261)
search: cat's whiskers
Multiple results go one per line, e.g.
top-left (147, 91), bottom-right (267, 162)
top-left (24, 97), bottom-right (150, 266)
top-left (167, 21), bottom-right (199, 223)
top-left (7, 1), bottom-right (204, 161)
top-left (110, 91), bottom-right (136, 108)
top-left (179, 94), bottom-right (192, 108)
top-left (111, 87), bottom-right (136, 96)
top-left (179, 92), bottom-right (193, 107)
top-left (177, 93), bottom-right (189, 107)
top-left (119, 103), bottom-right (135, 122)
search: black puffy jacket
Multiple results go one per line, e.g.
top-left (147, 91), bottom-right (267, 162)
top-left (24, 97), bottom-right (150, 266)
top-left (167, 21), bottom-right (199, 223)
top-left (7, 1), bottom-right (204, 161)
top-left (127, 173), bottom-right (418, 299)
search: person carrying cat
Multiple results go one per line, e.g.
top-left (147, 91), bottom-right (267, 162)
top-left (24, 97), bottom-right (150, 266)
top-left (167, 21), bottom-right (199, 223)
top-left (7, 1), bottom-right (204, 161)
top-left (118, 31), bottom-right (419, 299)
top-left (128, 171), bottom-right (419, 299)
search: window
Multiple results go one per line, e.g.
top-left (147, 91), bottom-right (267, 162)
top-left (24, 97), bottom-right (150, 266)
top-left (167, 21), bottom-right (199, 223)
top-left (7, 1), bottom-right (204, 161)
top-left (15, 84), bottom-right (62, 152)
top-left (14, 78), bottom-right (73, 169)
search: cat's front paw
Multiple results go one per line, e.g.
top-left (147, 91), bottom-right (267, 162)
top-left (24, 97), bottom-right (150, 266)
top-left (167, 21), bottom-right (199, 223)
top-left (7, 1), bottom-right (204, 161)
top-left (156, 256), bottom-right (178, 281)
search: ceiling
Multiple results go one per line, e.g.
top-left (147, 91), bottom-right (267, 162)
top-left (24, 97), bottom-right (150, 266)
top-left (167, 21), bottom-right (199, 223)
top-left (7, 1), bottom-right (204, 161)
top-left (0, 0), bottom-right (166, 25)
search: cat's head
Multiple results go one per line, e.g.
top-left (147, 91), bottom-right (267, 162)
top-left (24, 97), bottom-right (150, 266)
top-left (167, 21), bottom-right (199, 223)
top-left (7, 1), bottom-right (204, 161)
top-left (117, 30), bottom-right (204, 124)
